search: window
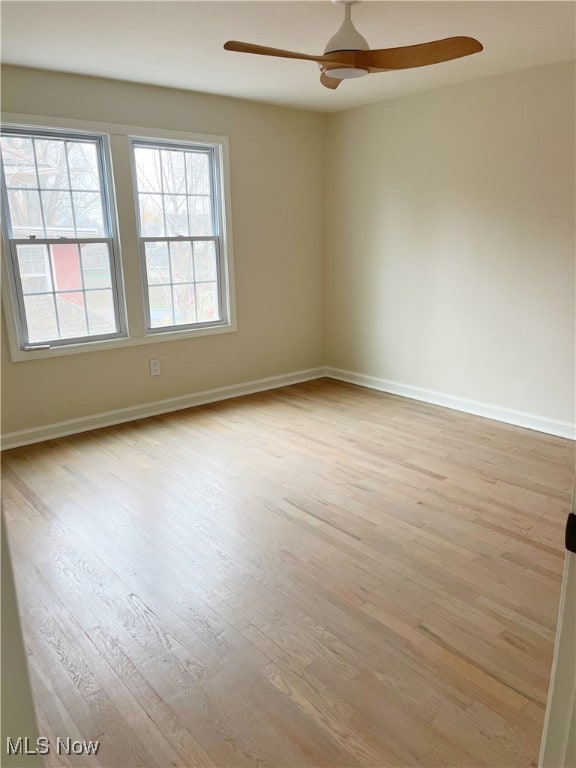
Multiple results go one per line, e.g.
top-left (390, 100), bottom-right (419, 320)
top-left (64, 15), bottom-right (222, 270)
top-left (131, 139), bottom-right (226, 332)
top-left (0, 127), bottom-right (125, 348)
top-left (1, 117), bottom-right (235, 360)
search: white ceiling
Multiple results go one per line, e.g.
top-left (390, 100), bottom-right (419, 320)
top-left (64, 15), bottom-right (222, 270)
top-left (1, 1), bottom-right (575, 113)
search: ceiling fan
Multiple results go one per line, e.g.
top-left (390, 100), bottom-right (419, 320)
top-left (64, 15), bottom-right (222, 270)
top-left (224, 0), bottom-right (483, 90)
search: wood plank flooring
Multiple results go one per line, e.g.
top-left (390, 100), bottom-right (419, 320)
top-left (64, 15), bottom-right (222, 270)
top-left (2, 379), bottom-right (574, 768)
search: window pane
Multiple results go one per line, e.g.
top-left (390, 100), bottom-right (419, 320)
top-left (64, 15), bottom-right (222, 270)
top-left (56, 292), bottom-right (87, 338)
top-left (34, 139), bottom-right (67, 190)
top-left (164, 194), bottom-right (188, 237)
top-left (1, 136), bottom-right (36, 188)
top-left (86, 289), bottom-right (116, 334)
top-left (173, 284), bottom-right (196, 325)
top-left (2, 135), bottom-right (109, 241)
top-left (193, 241), bottom-right (217, 281)
top-left (51, 244), bottom-right (82, 291)
top-left (81, 243), bottom-right (112, 289)
top-left (186, 152), bottom-right (210, 194)
top-left (24, 293), bottom-right (58, 342)
top-left (7, 189), bottom-right (43, 237)
top-left (196, 282), bottom-right (219, 323)
top-left (67, 142), bottom-right (100, 191)
top-left (139, 193), bottom-right (165, 236)
top-left (148, 285), bottom-right (174, 327)
top-left (170, 241), bottom-right (193, 283)
top-left (2, 130), bottom-right (123, 348)
top-left (134, 147), bottom-right (162, 193)
top-left (188, 195), bottom-right (213, 236)
top-left (132, 140), bottom-right (225, 334)
top-left (42, 190), bottom-right (74, 236)
top-left (17, 244), bottom-right (52, 294)
top-left (145, 241), bottom-right (170, 285)
top-left (161, 149), bottom-right (186, 195)
top-left (73, 191), bottom-right (105, 237)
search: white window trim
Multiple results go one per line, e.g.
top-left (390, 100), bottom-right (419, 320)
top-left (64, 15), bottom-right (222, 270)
top-left (1, 126), bottom-right (128, 349)
top-left (1, 113), bottom-right (236, 362)
top-left (129, 136), bottom-right (229, 334)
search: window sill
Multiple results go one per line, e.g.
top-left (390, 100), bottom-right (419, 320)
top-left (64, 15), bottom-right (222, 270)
top-left (7, 321), bottom-right (237, 363)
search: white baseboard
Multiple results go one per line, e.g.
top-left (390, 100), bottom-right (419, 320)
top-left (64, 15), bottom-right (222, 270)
top-left (1, 368), bottom-right (325, 450)
top-left (3, 365), bottom-right (574, 449)
top-left (325, 367), bottom-right (576, 440)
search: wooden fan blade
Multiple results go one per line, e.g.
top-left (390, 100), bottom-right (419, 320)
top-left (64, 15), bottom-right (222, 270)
top-left (320, 72), bottom-right (342, 90)
top-left (224, 40), bottom-right (327, 64)
top-left (355, 37), bottom-right (483, 70)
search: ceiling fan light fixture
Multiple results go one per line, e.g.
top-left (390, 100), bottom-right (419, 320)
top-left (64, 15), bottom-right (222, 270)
top-left (324, 67), bottom-right (369, 79)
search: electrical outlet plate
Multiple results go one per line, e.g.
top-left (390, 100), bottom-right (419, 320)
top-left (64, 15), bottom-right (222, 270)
top-left (149, 358), bottom-right (161, 376)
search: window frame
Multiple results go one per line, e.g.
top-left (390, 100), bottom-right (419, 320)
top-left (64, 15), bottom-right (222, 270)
top-left (0, 124), bottom-right (128, 350)
top-left (129, 136), bottom-right (229, 334)
top-left (1, 114), bottom-right (236, 362)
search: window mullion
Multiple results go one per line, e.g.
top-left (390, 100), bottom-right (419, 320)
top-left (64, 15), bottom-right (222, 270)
top-left (12, 237), bottom-right (112, 246)
top-left (63, 141), bottom-right (90, 335)
top-left (156, 151), bottom-right (175, 326)
top-left (190, 241), bottom-right (198, 325)
top-left (43, 246), bottom-right (61, 340)
top-left (77, 245), bottom-right (90, 333)
top-left (63, 141), bottom-right (79, 238)
top-left (140, 235), bottom-right (218, 243)
top-left (167, 242), bottom-right (175, 325)
top-left (158, 152), bottom-right (168, 238)
top-left (31, 139), bottom-right (48, 239)
top-left (184, 152), bottom-right (192, 237)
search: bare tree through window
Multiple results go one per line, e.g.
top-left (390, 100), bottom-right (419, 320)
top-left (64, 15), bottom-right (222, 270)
top-left (0, 130), bottom-right (122, 344)
top-left (132, 141), bottom-right (222, 330)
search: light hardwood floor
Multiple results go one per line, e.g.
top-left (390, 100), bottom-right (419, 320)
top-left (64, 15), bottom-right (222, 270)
top-left (3, 379), bottom-right (574, 768)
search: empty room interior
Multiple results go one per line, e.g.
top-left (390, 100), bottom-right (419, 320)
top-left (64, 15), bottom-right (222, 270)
top-left (1, 1), bottom-right (576, 767)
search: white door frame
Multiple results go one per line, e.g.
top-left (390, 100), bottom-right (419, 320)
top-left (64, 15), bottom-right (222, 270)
top-left (539, 494), bottom-right (576, 768)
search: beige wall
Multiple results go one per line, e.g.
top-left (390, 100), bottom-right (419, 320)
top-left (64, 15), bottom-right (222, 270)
top-left (2, 61), bottom-right (575, 436)
top-left (1, 66), bottom-right (325, 434)
top-left (325, 62), bottom-right (575, 423)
